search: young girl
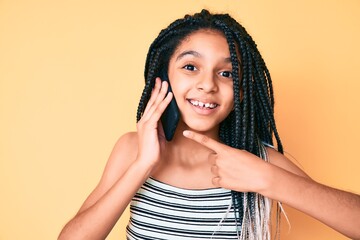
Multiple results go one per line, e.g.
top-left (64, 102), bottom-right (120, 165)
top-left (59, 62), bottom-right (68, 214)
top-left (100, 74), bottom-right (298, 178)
top-left (59, 9), bottom-right (360, 240)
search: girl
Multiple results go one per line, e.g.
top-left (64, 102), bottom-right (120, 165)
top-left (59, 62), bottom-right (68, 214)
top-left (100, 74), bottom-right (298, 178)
top-left (59, 9), bottom-right (360, 240)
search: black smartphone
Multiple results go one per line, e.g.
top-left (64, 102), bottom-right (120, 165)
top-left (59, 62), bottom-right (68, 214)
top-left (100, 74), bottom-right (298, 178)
top-left (159, 70), bottom-right (180, 141)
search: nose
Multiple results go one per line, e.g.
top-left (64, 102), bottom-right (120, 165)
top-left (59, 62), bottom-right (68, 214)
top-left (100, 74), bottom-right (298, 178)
top-left (196, 72), bottom-right (218, 93)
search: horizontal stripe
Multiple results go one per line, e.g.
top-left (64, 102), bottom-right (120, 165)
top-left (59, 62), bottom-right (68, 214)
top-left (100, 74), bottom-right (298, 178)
top-left (126, 178), bottom-right (240, 240)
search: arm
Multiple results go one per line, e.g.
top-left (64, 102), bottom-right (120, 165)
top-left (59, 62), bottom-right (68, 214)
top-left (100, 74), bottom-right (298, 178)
top-left (58, 79), bottom-right (173, 240)
top-left (58, 133), bottom-right (153, 240)
top-left (262, 159), bottom-right (360, 239)
top-left (183, 130), bottom-right (360, 239)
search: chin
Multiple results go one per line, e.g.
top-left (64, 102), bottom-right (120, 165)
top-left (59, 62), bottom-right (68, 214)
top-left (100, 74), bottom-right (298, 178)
top-left (183, 121), bottom-right (220, 135)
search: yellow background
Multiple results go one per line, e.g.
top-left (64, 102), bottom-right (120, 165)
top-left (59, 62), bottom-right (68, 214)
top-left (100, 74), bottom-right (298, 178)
top-left (1, 0), bottom-right (359, 239)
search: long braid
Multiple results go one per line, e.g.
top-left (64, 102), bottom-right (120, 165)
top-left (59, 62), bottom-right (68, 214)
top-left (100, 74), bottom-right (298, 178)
top-left (221, 11), bottom-right (283, 238)
top-left (208, 18), bottom-right (272, 239)
top-left (136, 9), bottom-right (283, 239)
top-left (215, 20), bottom-right (241, 149)
top-left (214, 21), bottom-right (247, 232)
top-left (136, 49), bottom-right (161, 121)
top-left (228, 19), bottom-right (283, 153)
top-left (248, 51), bottom-right (256, 154)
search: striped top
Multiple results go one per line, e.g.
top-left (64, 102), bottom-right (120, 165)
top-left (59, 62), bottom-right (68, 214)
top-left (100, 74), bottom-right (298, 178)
top-left (126, 177), bottom-right (239, 240)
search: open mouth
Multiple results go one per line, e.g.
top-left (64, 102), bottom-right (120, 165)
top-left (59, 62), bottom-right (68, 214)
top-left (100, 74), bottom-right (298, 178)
top-left (188, 99), bottom-right (218, 109)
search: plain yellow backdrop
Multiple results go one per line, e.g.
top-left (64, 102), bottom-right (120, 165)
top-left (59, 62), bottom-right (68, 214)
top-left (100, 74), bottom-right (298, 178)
top-left (1, 0), bottom-right (359, 239)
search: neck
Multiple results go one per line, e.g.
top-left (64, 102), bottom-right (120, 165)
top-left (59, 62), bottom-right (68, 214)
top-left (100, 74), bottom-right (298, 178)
top-left (163, 122), bottom-right (219, 166)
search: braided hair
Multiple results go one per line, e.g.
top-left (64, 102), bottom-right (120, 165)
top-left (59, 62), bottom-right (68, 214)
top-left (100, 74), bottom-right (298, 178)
top-left (136, 9), bottom-right (283, 239)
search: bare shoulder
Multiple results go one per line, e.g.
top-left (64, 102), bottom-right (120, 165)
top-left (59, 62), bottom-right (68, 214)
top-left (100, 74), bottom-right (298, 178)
top-left (266, 147), bottom-right (310, 178)
top-left (77, 132), bottom-right (139, 213)
top-left (111, 131), bottom-right (139, 158)
top-left (102, 131), bottom-right (139, 180)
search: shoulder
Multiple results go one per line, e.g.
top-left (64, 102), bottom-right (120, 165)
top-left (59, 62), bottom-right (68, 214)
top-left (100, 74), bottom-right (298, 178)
top-left (76, 132), bottom-right (139, 213)
top-left (108, 131), bottom-right (138, 165)
top-left (265, 147), bottom-right (310, 178)
top-left (99, 132), bottom-right (139, 183)
top-left (112, 131), bottom-right (139, 156)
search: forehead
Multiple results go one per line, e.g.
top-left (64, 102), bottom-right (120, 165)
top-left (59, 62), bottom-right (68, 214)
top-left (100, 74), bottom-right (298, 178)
top-left (172, 29), bottom-right (231, 58)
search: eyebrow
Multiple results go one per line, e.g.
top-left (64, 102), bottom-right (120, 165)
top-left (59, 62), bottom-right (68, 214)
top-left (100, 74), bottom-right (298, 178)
top-left (176, 50), bottom-right (201, 61)
top-left (175, 50), bottom-right (232, 63)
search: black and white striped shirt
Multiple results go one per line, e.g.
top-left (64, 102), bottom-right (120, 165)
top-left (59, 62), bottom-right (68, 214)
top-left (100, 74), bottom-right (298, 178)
top-left (126, 177), bottom-right (239, 239)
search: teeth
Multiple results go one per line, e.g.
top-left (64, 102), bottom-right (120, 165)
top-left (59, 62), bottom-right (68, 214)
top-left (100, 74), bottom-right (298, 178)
top-left (189, 100), bottom-right (218, 109)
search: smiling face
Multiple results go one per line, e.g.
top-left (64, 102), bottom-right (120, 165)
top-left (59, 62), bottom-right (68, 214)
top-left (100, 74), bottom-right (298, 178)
top-left (167, 29), bottom-right (236, 138)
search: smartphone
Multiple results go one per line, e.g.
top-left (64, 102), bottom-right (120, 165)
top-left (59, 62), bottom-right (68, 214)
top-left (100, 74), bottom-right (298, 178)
top-left (159, 70), bottom-right (180, 141)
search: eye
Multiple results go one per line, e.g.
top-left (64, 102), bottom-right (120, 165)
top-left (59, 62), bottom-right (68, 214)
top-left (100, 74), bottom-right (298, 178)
top-left (219, 71), bottom-right (233, 78)
top-left (183, 64), bottom-right (197, 71)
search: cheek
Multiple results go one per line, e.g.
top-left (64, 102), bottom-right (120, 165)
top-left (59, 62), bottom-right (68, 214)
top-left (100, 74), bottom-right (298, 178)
top-left (170, 82), bottom-right (184, 101)
top-left (168, 77), bottom-right (180, 96)
top-left (223, 83), bottom-right (235, 104)
top-left (169, 76), bottom-right (192, 101)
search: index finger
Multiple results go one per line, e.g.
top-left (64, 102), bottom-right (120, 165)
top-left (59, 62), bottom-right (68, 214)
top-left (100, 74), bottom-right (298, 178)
top-left (183, 130), bottom-right (223, 153)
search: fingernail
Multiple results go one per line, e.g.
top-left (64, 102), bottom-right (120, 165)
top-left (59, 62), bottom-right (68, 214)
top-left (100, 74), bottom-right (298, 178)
top-left (183, 130), bottom-right (191, 137)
